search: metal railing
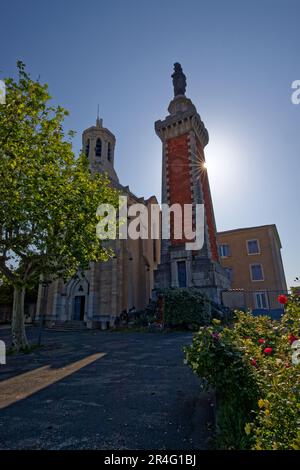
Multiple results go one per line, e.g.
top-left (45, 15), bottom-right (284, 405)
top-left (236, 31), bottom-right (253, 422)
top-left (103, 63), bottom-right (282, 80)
top-left (221, 289), bottom-right (290, 319)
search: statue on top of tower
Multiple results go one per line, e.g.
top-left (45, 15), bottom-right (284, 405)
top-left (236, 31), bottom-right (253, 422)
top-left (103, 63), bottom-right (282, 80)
top-left (172, 62), bottom-right (186, 97)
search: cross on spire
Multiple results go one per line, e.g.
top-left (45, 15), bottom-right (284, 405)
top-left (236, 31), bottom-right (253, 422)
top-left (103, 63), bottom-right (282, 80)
top-left (96, 104), bottom-right (102, 127)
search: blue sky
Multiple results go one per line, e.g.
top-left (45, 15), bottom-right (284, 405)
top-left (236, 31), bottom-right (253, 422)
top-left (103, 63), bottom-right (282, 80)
top-left (1, 0), bottom-right (299, 287)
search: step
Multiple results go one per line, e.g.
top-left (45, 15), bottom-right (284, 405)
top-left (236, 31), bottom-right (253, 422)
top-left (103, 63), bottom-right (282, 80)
top-left (46, 321), bottom-right (88, 331)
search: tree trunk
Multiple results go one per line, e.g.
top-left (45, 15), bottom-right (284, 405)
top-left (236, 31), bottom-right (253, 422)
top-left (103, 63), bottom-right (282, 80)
top-left (11, 286), bottom-right (28, 351)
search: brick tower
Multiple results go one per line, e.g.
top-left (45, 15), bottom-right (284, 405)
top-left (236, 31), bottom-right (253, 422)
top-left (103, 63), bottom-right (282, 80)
top-left (154, 63), bottom-right (230, 302)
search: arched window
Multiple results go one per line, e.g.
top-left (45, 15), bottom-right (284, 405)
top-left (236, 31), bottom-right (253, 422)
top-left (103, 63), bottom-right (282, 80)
top-left (95, 138), bottom-right (102, 157)
top-left (85, 139), bottom-right (90, 157)
top-left (107, 142), bottom-right (112, 161)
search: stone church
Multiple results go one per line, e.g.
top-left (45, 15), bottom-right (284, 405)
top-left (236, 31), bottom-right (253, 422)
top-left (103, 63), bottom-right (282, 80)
top-left (36, 116), bottom-right (161, 329)
top-left (36, 64), bottom-right (230, 328)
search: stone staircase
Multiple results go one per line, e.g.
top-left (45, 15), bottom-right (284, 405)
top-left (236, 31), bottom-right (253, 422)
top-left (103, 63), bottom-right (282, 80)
top-left (46, 320), bottom-right (88, 332)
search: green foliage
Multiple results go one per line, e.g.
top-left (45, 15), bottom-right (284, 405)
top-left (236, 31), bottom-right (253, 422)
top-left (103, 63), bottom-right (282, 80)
top-left (0, 62), bottom-right (119, 289)
top-left (291, 286), bottom-right (300, 295)
top-left (184, 295), bottom-right (300, 449)
top-left (0, 62), bottom-right (120, 349)
top-left (159, 288), bottom-right (211, 327)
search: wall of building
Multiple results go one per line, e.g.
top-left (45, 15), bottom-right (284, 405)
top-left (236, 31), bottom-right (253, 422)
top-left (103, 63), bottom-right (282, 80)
top-left (35, 197), bottom-right (160, 327)
top-left (217, 225), bottom-right (287, 311)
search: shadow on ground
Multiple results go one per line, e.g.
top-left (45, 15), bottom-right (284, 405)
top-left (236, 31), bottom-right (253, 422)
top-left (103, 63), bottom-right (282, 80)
top-left (0, 327), bottom-right (214, 450)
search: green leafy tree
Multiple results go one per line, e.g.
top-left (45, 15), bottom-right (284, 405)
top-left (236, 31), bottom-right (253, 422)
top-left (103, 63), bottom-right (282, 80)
top-left (0, 62), bottom-right (119, 350)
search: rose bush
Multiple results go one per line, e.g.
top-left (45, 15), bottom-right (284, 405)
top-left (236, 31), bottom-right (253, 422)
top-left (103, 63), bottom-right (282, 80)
top-left (184, 295), bottom-right (300, 449)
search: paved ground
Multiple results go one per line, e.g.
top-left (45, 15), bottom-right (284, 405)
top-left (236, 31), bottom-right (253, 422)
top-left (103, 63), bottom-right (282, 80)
top-left (0, 327), bottom-right (214, 450)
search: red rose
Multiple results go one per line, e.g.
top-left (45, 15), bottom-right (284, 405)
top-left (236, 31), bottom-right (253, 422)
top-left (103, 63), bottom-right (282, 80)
top-left (278, 295), bottom-right (288, 305)
top-left (263, 347), bottom-right (273, 355)
top-left (258, 338), bottom-right (266, 344)
top-left (250, 358), bottom-right (258, 368)
top-left (288, 334), bottom-right (298, 345)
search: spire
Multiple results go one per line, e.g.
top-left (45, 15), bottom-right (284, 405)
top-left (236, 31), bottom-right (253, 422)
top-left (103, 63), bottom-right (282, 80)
top-left (96, 104), bottom-right (102, 127)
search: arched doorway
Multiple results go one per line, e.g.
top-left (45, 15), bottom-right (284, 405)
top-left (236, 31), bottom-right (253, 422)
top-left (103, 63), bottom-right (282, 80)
top-left (74, 295), bottom-right (85, 321)
top-left (66, 276), bottom-right (89, 321)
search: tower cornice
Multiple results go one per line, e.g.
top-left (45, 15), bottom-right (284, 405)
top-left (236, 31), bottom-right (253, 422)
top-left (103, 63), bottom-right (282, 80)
top-left (155, 96), bottom-right (209, 148)
top-left (82, 125), bottom-right (116, 143)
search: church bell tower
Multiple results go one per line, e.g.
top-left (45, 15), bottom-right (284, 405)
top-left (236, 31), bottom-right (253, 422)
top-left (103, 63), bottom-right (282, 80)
top-left (82, 113), bottom-right (119, 183)
top-left (154, 63), bottom-right (230, 302)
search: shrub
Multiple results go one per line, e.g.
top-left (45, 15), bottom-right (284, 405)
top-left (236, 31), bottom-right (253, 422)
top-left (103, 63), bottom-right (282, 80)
top-left (158, 288), bottom-right (211, 328)
top-left (184, 295), bottom-right (300, 449)
top-left (159, 288), bottom-right (211, 328)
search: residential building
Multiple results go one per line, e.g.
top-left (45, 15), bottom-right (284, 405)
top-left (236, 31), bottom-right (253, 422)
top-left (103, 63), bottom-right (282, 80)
top-left (217, 225), bottom-right (287, 315)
